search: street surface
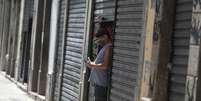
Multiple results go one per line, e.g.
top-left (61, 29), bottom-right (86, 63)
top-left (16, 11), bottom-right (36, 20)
top-left (0, 72), bottom-right (34, 101)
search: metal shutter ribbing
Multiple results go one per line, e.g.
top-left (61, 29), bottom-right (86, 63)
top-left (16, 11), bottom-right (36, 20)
top-left (168, 0), bottom-right (192, 101)
top-left (60, 0), bottom-right (86, 101)
top-left (54, 0), bottom-right (66, 100)
top-left (109, 0), bottom-right (144, 101)
top-left (94, 0), bottom-right (116, 21)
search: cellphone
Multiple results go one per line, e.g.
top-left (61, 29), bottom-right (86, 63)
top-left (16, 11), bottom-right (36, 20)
top-left (87, 57), bottom-right (91, 62)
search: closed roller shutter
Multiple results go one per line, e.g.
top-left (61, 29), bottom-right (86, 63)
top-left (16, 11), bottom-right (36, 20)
top-left (60, 0), bottom-right (86, 101)
top-left (109, 0), bottom-right (145, 101)
top-left (53, 0), bottom-right (66, 100)
top-left (168, 0), bottom-right (192, 101)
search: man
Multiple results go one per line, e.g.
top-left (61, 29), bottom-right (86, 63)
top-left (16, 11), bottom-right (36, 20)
top-left (85, 27), bottom-right (112, 101)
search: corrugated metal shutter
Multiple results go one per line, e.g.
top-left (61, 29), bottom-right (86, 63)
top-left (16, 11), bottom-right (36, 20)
top-left (94, 0), bottom-right (116, 21)
top-left (60, 0), bottom-right (86, 101)
top-left (88, 0), bottom-right (116, 101)
top-left (168, 0), bottom-right (192, 101)
top-left (54, 0), bottom-right (66, 100)
top-left (109, 0), bottom-right (144, 101)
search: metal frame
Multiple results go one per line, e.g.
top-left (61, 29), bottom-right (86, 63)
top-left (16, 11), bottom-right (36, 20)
top-left (79, 0), bottom-right (94, 100)
top-left (107, 0), bottom-right (118, 100)
top-left (167, 0), bottom-right (176, 100)
top-left (80, 0), bottom-right (97, 100)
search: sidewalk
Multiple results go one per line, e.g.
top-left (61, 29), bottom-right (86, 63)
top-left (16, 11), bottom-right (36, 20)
top-left (0, 72), bottom-right (34, 101)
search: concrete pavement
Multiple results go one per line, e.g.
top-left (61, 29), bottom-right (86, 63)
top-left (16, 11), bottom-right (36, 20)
top-left (0, 72), bottom-right (34, 101)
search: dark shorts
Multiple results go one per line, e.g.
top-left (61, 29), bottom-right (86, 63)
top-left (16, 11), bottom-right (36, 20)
top-left (94, 84), bottom-right (108, 101)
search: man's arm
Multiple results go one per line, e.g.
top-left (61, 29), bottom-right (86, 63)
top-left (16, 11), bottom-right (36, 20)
top-left (86, 47), bottom-right (112, 70)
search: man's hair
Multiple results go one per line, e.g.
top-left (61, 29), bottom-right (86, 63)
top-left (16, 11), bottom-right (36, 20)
top-left (99, 21), bottom-right (114, 29)
top-left (95, 27), bottom-right (109, 37)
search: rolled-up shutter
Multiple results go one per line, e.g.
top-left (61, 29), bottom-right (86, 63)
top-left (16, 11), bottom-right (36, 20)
top-left (94, 0), bottom-right (116, 21)
top-left (60, 0), bottom-right (86, 100)
top-left (109, 0), bottom-right (145, 101)
top-left (53, 0), bottom-right (66, 100)
top-left (168, 0), bottom-right (192, 101)
top-left (88, 0), bottom-right (116, 101)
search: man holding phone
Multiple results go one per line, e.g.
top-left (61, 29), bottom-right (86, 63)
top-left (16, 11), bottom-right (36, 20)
top-left (85, 27), bottom-right (112, 101)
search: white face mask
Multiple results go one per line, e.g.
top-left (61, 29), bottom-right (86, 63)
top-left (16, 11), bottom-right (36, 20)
top-left (95, 36), bottom-right (106, 46)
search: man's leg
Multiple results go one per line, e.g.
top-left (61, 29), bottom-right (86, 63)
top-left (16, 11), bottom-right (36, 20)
top-left (94, 85), bottom-right (107, 101)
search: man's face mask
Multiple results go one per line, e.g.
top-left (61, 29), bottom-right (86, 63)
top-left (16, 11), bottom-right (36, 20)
top-left (95, 36), bottom-right (105, 46)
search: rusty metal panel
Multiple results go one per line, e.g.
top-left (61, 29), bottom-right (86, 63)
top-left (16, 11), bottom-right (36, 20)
top-left (168, 0), bottom-right (193, 101)
top-left (109, 0), bottom-right (144, 101)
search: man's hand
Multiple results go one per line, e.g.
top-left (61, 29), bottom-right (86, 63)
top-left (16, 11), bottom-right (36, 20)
top-left (84, 57), bottom-right (93, 68)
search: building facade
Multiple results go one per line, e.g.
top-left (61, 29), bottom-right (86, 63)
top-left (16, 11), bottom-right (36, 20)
top-left (0, 0), bottom-right (200, 101)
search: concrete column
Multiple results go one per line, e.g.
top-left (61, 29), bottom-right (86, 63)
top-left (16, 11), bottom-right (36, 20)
top-left (140, 0), bottom-right (156, 99)
top-left (0, 0), bottom-right (4, 54)
top-left (0, 0), bottom-right (11, 72)
top-left (6, 0), bottom-right (15, 75)
top-left (140, 0), bottom-right (176, 101)
top-left (16, 0), bottom-right (34, 83)
top-left (152, 0), bottom-right (176, 101)
top-left (15, 0), bottom-right (25, 81)
top-left (45, 0), bottom-right (59, 100)
top-left (9, 0), bottom-right (16, 77)
top-left (29, 0), bottom-right (44, 92)
top-left (37, 0), bottom-right (52, 96)
top-left (9, 0), bottom-right (21, 78)
top-left (185, 1), bottom-right (201, 101)
top-left (6, 0), bottom-right (20, 77)
top-left (0, 0), bottom-right (5, 69)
